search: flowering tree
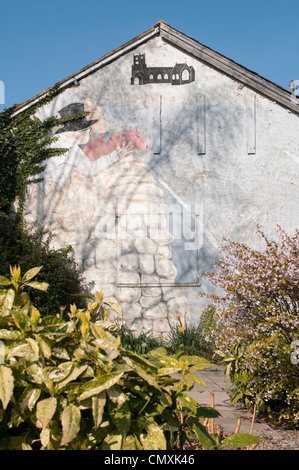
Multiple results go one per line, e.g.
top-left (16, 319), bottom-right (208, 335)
top-left (204, 226), bottom-right (299, 428)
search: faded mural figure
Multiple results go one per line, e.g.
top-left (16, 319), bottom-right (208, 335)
top-left (25, 99), bottom-right (190, 337)
top-left (84, 126), bottom-right (149, 161)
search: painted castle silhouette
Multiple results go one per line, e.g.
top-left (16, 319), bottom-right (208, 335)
top-left (131, 54), bottom-right (195, 85)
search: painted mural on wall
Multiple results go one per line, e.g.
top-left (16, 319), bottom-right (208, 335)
top-left (131, 54), bottom-right (195, 85)
top-left (21, 27), bottom-right (299, 343)
top-left (25, 98), bottom-right (191, 337)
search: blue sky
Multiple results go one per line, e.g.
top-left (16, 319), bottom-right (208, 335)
top-left (1, 0), bottom-right (298, 109)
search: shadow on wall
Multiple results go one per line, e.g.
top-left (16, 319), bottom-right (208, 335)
top-left (25, 86), bottom-right (248, 282)
top-left (25, 84), bottom-right (287, 330)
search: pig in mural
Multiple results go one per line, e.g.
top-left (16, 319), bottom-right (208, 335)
top-left (83, 126), bottom-right (149, 162)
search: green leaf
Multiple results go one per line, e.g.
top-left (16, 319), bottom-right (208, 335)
top-left (122, 350), bottom-right (158, 371)
top-left (36, 335), bottom-right (51, 359)
top-left (95, 337), bottom-right (120, 360)
top-left (231, 392), bottom-right (243, 404)
top-left (108, 399), bottom-right (131, 437)
top-left (0, 365), bottom-right (14, 409)
top-left (192, 422), bottom-right (217, 450)
top-left (196, 406), bottom-right (221, 419)
top-left (92, 392), bottom-right (106, 429)
top-left (101, 432), bottom-right (122, 450)
top-left (25, 281), bottom-right (48, 292)
top-left (41, 316), bottom-right (65, 326)
top-left (30, 306), bottom-right (41, 326)
top-left (52, 363), bottom-right (88, 390)
top-left (26, 364), bottom-right (47, 385)
top-left (129, 360), bottom-right (161, 390)
top-left (178, 393), bottom-right (199, 415)
top-left (182, 356), bottom-right (213, 371)
top-left (36, 397), bottom-right (57, 429)
top-left (77, 372), bottom-right (124, 401)
top-left (96, 290), bottom-right (103, 302)
top-left (221, 433), bottom-right (260, 448)
top-left (22, 266), bottom-right (43, 282)
top-left (12, 311), bottom-right (32, 333)
top-left (90, 322), bottom-right (105, 339)
top-left (60, 404), bottom-right (81, 446)
top-left (40, 427), bottom-right (51, 448)
top-left (51, 347), bottom-right (70, 360)
top-left (21, 443), bottom-right (33, 450)
top-left (192, 374), bottom-right (207, 387)
top-left (10, 266), bottom-right (21, 282)
top-left (180, 355), bottom-right (212, 365)
top-left (104, 301), bottom-right (122, 315)
top-left (156, 356), bottom-right (183, 375)
top-left (140, 423), bottom-right (167, 450)
top-left (0, 276), bottom-right (11, 286)
top-left (122, 435), bottom-right (138, 450)
top-left (88, 420), bottom-right (114, 447)
top-left (107, 385), bottom-right (126, 406)
top-left (5, 339), bottom-right (31, 360)
top-left (147, 347), bottom-right (168, 357)
top-left (0, 329), bottom-right (21, 340)
top-left (0, 289), bottom-right (15, 316)
top-left (26, 337), bottom-right (40, 361)
top-left (19, 387), bottom-right (41, 413)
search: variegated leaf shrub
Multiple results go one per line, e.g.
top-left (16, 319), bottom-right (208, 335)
top-left (0, 266), bottom-right (259, 450)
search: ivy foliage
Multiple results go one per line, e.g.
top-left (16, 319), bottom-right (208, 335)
top-left (0, 85), bottom-right (89, 315)
top-left (0, 84), bottom-right (86, 216)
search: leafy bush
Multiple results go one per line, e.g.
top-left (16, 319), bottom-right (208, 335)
top-left (0, 87), bottom-right (88, 317)
top-left (0, 266), bottom-right (259, 450)
top-left (166, 314), bottom-right (200, 356)
top-left (196, 305), bottom-right (217, 359)
top-left (0, 213), bottom-right (87, 316)
top-left (205, 226), bottom-right (299, 428)
top-left (0, 84), bottom-right (85, 217)
top-left (166, 308), bottom-right (216, 361)
top-left (116, 325), bottom-right (164, 355)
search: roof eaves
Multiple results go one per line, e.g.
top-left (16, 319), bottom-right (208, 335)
top-left (13, 20), bottom-right (299, 117)
top-left (159, 22), bottom-right (299, 116)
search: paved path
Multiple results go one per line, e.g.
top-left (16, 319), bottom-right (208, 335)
top-left (189, 365), bottom-right (283, 440)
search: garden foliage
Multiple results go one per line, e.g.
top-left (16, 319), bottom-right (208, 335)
top-left (0, 87), bottom-right (88, 316)
top-left (205, 226), bottom-right (299, 428)
top-left (0, 213), bottom-right (87, 317)
top-left (0, 85), bottom-right (85, 217)
top-left (0, 266), bottom-right (259, 450)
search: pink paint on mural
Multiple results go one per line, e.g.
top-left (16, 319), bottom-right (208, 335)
top-left (83, 126), bottom-right (149, 162)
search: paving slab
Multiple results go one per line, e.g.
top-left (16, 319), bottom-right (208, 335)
top-left (188, 365), bottom-right (283, 440)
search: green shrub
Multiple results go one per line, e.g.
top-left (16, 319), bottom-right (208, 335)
top-left (0, 213), bottom-right (87, 316)
top-left (206, 227), bottom-right (299, 429)
top-left (0, 266), bottom-right (259, 450)
top-left (167, 314), bottom-right (200, 356)
top-left (196, 305), bottom-right (217, 359)
top-left (0, 84), bottom-right (85, 217)
top-left (116, 325), bottom-right (164, 355)
top-left (166, 308), bottom-right (216, 360)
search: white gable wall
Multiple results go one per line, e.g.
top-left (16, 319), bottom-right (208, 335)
top-left (25, 36), bottom-right (299, 335)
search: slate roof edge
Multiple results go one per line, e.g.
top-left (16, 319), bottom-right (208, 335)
top-left (13, 23), bottom-right (160, 114)
top-left (13, 19), bottom-right (299, 116)
top-left (159, 21), bottom-right (299, 115)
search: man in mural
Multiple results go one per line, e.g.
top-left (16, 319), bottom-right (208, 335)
top-left (25, 98), bottom-right (191, 338)
top-left (39, 100), bottom-right (121, 192)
